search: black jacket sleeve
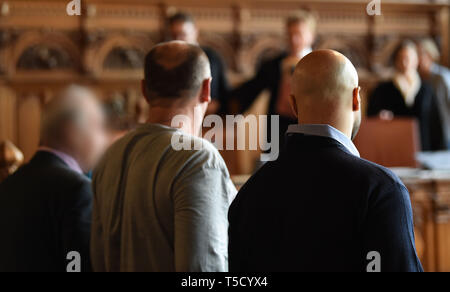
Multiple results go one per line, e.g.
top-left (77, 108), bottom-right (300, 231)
top-left (427, 88), bottom-right (445, 151)
top-left (215, 53), bottom-right (231, 106)
top-left (61, 180), bottom-right (93, 272)
top-left (231, 60), bottom-right (274, 113)
top-left (367, 84), bottom-right (387, 117)
top-left (362, 180), bottom-right (423, 272)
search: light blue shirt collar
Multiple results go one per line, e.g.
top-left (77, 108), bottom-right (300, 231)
top-left (287, 124), bottom-right (360, 157)
top-left (431, 63), bottom-right (450, 85)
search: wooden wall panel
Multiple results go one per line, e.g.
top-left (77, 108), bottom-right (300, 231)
top-left (0, 86), bottom-right (17, 145)
top-left (435, 180), bottom-right (450, 272)
top-left (17, 96), bottom-right (41, 161)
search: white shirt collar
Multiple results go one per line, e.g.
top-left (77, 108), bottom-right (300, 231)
top-left (287, 124), bottom-right (360, 157)
top-left (297, 47), bottom-right (313, 59)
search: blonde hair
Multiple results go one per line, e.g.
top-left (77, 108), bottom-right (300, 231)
top-left (419, 38), bottom-right (441, 62)
top-left (286, 10), bottom-right (318, 33)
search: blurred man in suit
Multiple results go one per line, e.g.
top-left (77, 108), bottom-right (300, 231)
top-left (0, 85), bottom-right (108, 272)
top-left (229, 50), bottom-right (423, 272)
top-left (418, 39), bottom-right (450, 149)
top-left (168, 12), bottom-right (230, 115)
top-left (91, 41), bottom-right (236, 272)
top-left (232, 11), bottom-right (316, 150)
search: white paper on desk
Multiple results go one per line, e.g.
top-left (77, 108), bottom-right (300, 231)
top-left (417, 151), bottom-right (450, 171)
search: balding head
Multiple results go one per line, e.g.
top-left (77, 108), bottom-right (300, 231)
top-left (142, 41), bottom-right (212, 136)
top-left (144, 41), bottom-right (211, 103)
top-left (41, 85), bottom-right (108, 172)
top-left (290, 50), bottom-right (361, 139)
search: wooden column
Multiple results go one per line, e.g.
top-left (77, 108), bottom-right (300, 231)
top-left (0, 85), bottom-right (17, 144)
top-left (17, 95), bottom-right (42, 161)
top-left (439, 5), bottom-right (449, 66)
top-left (407, 178), bottom-right (437, 272)
top-left (434, 179), bottom-right (450, 272)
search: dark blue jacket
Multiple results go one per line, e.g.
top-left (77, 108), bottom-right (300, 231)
top-left (0, 151), bottom-right (92, 272)
top-left (229, 133), bottom-right (423, 272)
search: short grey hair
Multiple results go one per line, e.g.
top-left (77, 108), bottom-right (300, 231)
top-left (40, 85), bottom-right (99, 147)
top-left (419, 38), bottom-right (441, 62)
top-left (144, 41), bottom-right (211, 101)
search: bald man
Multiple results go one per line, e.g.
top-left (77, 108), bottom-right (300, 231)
top-left (0, 85), bottom-right (108, 272)
top-left (91, 41), bottom-right (236, 272)
top-left (229, 50), bottom-right (423, 272)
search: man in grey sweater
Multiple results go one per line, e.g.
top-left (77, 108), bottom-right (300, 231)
top-left (91, 41), bottom-right (237, 272)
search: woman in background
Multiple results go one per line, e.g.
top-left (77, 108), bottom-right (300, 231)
top-left (0, 141), bottom-right (24, 183)
top-left (367, 40), bottom-right (444, 151)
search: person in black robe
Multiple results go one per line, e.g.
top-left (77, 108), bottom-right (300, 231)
top-left (367, 41), bottom-right (445, 151)
top-left (168, 12), bottom-right (230, 115)
top-left (231, 11), bottom-right (317, 151)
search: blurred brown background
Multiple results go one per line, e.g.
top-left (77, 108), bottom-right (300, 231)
top-left (0, 0), bottom-right (447, 161)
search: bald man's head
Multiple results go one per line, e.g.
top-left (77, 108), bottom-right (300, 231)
top-left (291, 50), bottom-right (361, 139)
top-left (144, 41), bottom-right (211, 102)
top-left (293, 50), bottom-right (358, 103)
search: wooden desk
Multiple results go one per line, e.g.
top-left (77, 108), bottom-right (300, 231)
top-left (402, 173), bottom-right (450, 272)
top-left (232, 171), bottom-right (450, 272)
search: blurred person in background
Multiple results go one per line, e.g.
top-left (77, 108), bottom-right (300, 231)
top-left (418, 38), bottom-right (450, 149)
top-left (0, 85), bottom-right (108, 272)
top-left (168, 12), bottom-right (230, 115)
top-left (367, 40), bottom-right (444, 151)
top-left (231, 11), bottom-right (317, 151)
top-left (0, 141), bottom-right (24, 183)
top-left (103, 98), bottom-right (137, 145)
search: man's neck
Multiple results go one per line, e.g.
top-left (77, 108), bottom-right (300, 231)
top-left (298, 117), bottom-right (353, 140)
top-left (147, 106), bottom-right (198, 136)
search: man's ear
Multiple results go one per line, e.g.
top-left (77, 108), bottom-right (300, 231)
top-left (199, 78), bottom-right (212, 104)
top-left (352, 87), bottom-right (361, 112)
top-left (141, 80), bottom-right (148, 101)
top-left (289, 94), bottom-right (299, 119)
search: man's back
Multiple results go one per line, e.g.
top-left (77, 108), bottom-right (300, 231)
top-left (91, 124), bottom-right (236, 272)
top-left (229, 133), bottom-right (423, 272)
top-left (0, 151), bottom-right (92, 272)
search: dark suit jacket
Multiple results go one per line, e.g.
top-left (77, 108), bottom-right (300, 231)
top-left (203, 46), bottom-right (230, 114)
top-left (0, 151), bottom-right (92, 272)
top-left (229, 133), bottom-right (423, 272)
top-left (232, 53), bottom-right (296, 149)
top-left (367, 80), bottom-right (445, 151)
